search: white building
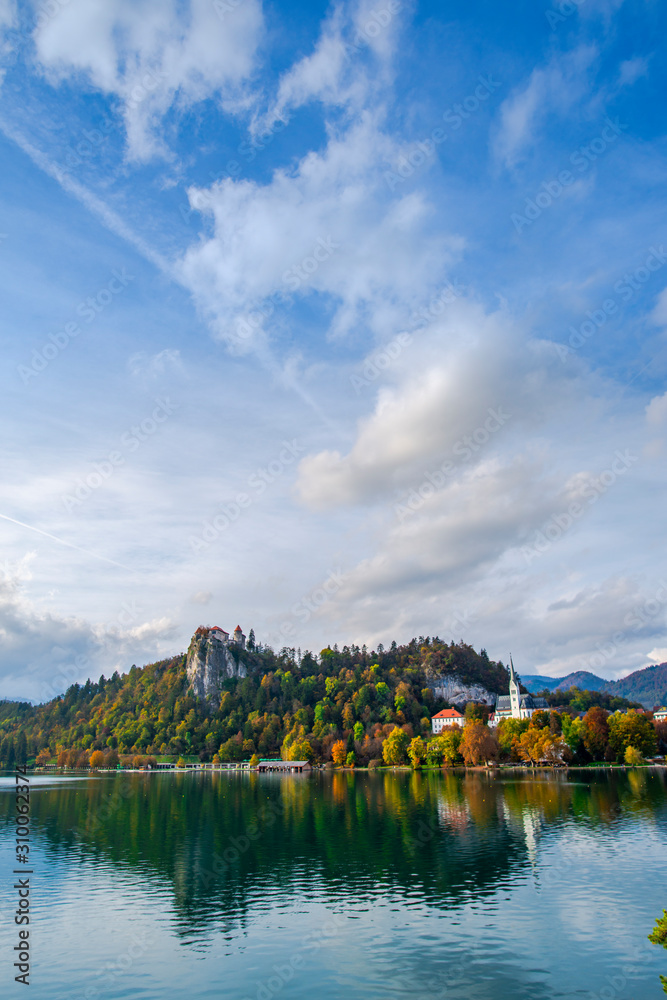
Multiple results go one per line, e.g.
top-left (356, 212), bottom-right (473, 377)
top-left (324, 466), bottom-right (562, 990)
top-left (431, 708), bottom-right (465, 733)
top-left (491, 657), bottom-right (549, 725)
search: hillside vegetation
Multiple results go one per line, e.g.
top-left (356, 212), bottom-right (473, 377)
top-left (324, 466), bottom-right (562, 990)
top-left (0, 638), bottom-right (509, 766)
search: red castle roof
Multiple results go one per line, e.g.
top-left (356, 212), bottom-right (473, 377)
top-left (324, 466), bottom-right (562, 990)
top-left (432, 708), bottom-right (464, 719)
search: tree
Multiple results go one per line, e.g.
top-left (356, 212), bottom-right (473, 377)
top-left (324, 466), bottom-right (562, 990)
top-left (408, 736), bottom-right (426, 767)
top-left (15, 731), bottom-right (27, 766)
top-left (459, 722), bottom-right (498, 766)
top-left (496, 718), bottom-right (529, 759)
top-left (176, 757), bottom-right (186, 768)
top-left (581, 707), bottom-right (610, 760)
top-left (516, 728), bottom-right (567, 766)
top-left (89, 750), bottom-right (105, 769)
top-left (608, 711), bottom-right (657, 761)
top-left (290, 738), bottom-right (314, 762)
top-left (35, 748), bottom-right (51, 766)
top-left (331, 740), bottom-right (347, 766)
top-left (625, 745), bottom-right (644, 766)
top-left (346, 751), bottom-right (356, 767)
top-left (441, 729), bottom-right (463, 766)
top-left (249, 753), bottom-right (260, 767)
top-left (648, 909), bottom-right (667, 994)
top-left (382, 727), bottom-right (410, 765)
top-left (426, 736), bottom-right (444, 766)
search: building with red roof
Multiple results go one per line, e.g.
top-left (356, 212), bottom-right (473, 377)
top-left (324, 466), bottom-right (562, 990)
top-left (431, 708), bottom-right (465, 733)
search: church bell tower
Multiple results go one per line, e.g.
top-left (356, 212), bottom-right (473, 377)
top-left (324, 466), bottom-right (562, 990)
top-left (509, 655), bottom-right (521, 718)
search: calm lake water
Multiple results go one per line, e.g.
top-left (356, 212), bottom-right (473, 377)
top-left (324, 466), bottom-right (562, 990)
top-left (1, 768), bottom-right (666, 999)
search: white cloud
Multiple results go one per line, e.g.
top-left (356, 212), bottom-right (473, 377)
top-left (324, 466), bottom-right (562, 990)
top-left (650, 286), bottom-right (667, 327)
top-left (645, 648), bottom-right (667, 667)
top-left (190, 590), bottom-right (212, 605)
top-left (31, 0), bottom-right (264, 161)
top-left (295, 301), bottom-right (580, 508)
top-left (252, 0), bottom-right (403, 136)
top-left (493, 46), bottom-right (598, 168)
top-left (646, 390), bottom-right (667, 425)
top-left (128, 348), bottom-right (183, 380)
top-left (179, 113), bottom-right (461, 349)
top-left (0, 557), bottom-right (179, 701)
top-left (617, 55), bottom-right (649, 87)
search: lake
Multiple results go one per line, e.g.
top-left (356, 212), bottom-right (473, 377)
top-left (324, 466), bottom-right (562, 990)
top-left (1, 768), bottom-right (666, 999)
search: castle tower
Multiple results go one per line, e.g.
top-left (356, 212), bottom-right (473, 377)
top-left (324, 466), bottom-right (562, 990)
top-left (233, 625), bottom-right (246, 648)
top-left (509, 655), bottom-right (521, 718)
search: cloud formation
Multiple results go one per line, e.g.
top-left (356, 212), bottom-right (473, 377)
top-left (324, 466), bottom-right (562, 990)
top-left (31, 0), bottom-right (264, 161)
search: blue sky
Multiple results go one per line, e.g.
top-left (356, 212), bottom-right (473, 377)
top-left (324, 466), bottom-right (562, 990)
top-left (1, 0), bottom-right (666, 700)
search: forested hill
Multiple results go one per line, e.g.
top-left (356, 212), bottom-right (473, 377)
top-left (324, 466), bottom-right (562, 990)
top-left (0, 638), bottom-right (509, 764)
top-left (520, 663), bottom-right (667, 708)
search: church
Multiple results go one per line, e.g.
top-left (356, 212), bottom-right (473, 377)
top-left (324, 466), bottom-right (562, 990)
top-left (490, 657), bottom-right (548, 725)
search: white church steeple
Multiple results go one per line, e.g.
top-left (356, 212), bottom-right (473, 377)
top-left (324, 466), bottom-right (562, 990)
top-left (509, 655), bottom-right (521, 718)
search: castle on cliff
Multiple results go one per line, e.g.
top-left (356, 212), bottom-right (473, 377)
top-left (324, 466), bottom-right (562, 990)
top-left (194, 624), bottom-right (246, 649)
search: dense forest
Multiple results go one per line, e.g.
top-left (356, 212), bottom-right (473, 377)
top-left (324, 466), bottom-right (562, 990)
top-left (0, 638), bottom-right (509, 765)
top-left (0, 637), bottom-right (661, 769)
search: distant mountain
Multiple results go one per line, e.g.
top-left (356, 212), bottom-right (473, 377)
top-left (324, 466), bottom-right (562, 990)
top-left (521, 671), bottom-right (608, 693)
top-left (606, 663), bottom-right (667, 709)
top-left (520, 662), bottom-right (667, 708)
top-left (520, 675), bottom-right (564, 692)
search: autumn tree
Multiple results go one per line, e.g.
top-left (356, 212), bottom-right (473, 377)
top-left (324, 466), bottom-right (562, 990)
top-left (89, 750), bottom-right (105, 769)
top-left (582, 707), bottom-right (610, 760)
top-left (382, 727), bottom-right (410, 765)
top-left (331, 740), bottom-right (347, 766)
top-left (459, 722), bottom-right (498, 766)
top-left (516, 728), bottom-right (566, 766)
top-left (625, 745), bottom-right (644, 766)
top-left (441, 729), bottom-right (463, 765)
top-left (608, 711), bottom-right (657, 761)
top-left (408, 736), bottom-right (426, 767)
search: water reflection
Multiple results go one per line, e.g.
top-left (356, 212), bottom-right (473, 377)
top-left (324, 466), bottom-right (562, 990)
top-left (1, 768), bottom-right (665, 927)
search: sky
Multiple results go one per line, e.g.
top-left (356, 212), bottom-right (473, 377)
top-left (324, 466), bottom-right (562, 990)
top-left (1, 0), bottom-right (666, 701)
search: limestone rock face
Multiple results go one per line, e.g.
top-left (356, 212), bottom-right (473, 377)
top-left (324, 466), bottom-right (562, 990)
top-left (429, 675), bottom-right (496, 707)
top-left (186, 634), bottom-right (246, 705)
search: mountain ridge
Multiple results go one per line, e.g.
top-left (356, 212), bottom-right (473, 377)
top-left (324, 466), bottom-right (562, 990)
top-left (521, 662), bottom-right (667, 708)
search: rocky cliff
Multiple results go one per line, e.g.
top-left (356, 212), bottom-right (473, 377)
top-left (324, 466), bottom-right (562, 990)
top-left (186, 634), bottom-right (246, 705)
top-left (429, 675), bottom-right (497, 707)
